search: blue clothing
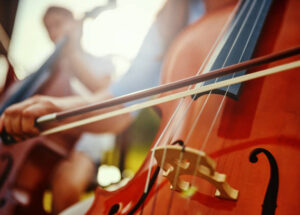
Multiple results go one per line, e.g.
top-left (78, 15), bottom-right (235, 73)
top-left (109, 23), bottom-right (164, 107)
top-left (109, 0), bottom-right (205, 110)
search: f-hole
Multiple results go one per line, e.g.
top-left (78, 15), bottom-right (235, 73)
top-left (249, 148), bottom-right (279, 215)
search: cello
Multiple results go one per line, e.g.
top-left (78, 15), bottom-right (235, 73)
top-left (82, 0), bottom-right (300, 214)
top-left (2, 0), bottom-right (300, 214)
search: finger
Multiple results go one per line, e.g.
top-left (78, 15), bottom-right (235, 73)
top-left (21, 100), bottom-right (59, 136)
top-left (2, 101), bottom-right (31, 137)
top-left (10, 114), bottom-right (27, 141)
top-left (2, 113), bottom-right (23, 142)
top-left (21, 106), bottom-right (41, 137)
top-left (1, 95), bottom-right (45, 136)
top-left (0, 114), bottom-right (4, 132)
top-left (10, 113), bottom-right (22, 135)
top-left (3, 112), bottom-right (13, 135)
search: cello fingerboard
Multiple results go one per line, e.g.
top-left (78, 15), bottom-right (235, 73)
top-left (193, 0), bottom-right (273, 100)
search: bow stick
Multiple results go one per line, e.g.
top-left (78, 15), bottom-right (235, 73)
top-left (1, 45), bottom-right (300, 143)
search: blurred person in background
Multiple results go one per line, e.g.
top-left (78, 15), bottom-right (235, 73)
top-left (0, 0), bottom-right (206, 214)
top-left (43, 6), bottom-right (116, 214)
top-left (43, 6), bottom-right (114, 92)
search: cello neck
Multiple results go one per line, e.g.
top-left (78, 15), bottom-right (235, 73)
top-left (193, 0), bottom-right (274, 101)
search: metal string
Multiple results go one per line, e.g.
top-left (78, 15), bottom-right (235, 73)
top-left (150, 1), bottom-right (248, 214)
top-left (145, 2), bottom-right (242, 214)
top-left (180, 0), bottom-right (267, 213)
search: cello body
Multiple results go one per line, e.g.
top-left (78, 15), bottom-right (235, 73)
top-left (0, 61), bottom-right (77, 214)
top-left (86, 0), bottom-right (300, 214)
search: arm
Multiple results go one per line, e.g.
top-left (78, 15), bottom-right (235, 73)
top-left (63, 20), bottom-right (113, 92)
top-left (67, 50), bottom-right (113, 92)
top-left (0, 91), bottom-right (133, 141)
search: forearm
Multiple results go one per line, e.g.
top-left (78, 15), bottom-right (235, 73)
top-left (46, 90), bottom-right (133, 135)
top-left (68, 51), bottom-right (112, 92)
top-left (0, 89), bottom-right (132, 141)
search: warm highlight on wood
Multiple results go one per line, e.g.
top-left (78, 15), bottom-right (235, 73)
top-left (153, 145), bottom-right (239, 200)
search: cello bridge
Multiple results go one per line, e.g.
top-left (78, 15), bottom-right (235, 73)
top-left (153, 145), bottom-right (239, 200)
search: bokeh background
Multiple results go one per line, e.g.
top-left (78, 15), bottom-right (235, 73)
top-left (2, 0), bottom-right (164, 211)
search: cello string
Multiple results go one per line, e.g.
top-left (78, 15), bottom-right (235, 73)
top-left (217, 0), bottom-right (268, 205)
top-left (182, 0), bottom-right (264, 212)
top-left (183, 0), bottom-right (255, 211)
top-left (167, 0), bottom-right (254, 210)
top-left (205, 1), bottom-right (266, 214)
top-left (143, 0), bottom-right (242, 195)
top-left (200, 0), bottom-right (258, 151)
top-left (196, 0), bottom-right (259, 213)
top-left (160, 1), bottom-right (247, 214)
top-left (147, 2), bottom-right (243, 213)
top-left (179, 0), bottom-right (253, 149)
top-left (199, 0), bottom-right (265, 189)
top-left (173, 0), bottom-right (252, 148)
top-left (195, 0), bottom-right (257, 187)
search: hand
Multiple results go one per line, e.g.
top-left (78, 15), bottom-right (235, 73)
top-left (0, 95), bottom-right (63, 141)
